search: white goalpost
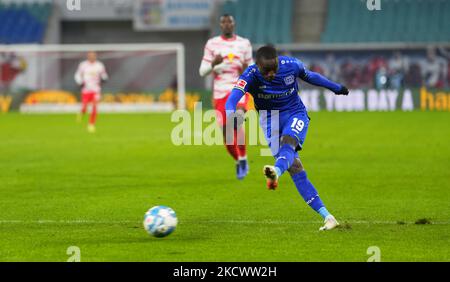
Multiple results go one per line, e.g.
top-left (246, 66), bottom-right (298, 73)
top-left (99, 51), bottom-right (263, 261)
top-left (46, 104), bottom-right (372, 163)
top-left (0, 43), bottom-right (186, 112)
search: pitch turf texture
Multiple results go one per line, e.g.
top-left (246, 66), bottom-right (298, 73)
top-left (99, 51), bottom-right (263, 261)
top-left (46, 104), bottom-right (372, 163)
top-left (0, 111), bottom-right (449, 262)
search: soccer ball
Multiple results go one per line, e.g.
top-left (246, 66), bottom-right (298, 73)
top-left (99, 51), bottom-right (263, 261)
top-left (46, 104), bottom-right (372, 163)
top-left (143, 206), bottom-right (178, 237)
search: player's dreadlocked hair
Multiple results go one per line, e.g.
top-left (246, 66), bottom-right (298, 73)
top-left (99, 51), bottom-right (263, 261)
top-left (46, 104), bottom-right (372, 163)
top-left (256, 45), bottom-right (278, 61)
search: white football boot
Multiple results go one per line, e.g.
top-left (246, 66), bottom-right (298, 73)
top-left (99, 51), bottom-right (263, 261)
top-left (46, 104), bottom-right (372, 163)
top-left (319, 215), bottom-right (340, 231)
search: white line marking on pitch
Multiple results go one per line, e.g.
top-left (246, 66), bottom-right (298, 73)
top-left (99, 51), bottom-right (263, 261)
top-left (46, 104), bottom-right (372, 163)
top-left (0, 219), bottom-right (448, 225)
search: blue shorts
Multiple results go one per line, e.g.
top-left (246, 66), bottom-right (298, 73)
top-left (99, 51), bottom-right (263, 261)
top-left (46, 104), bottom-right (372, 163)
top-left (259, 110), bottom-right (310, 157)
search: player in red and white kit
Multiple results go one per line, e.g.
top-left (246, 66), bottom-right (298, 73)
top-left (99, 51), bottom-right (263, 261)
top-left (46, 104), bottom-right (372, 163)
top-left (75, 51), bottom-right (108, 133)
top-left (199, 14), bottom-right (253, 180)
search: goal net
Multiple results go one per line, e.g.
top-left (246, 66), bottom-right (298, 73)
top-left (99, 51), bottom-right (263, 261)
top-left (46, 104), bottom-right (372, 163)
top-left (0, 43), bottom-right (186, 113)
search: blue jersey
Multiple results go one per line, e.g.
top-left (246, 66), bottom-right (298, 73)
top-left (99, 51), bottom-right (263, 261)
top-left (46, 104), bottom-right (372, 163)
top-left (225, 56), bottom-right (344, 154)
top-left (226, 56), bottom-right (342, 113)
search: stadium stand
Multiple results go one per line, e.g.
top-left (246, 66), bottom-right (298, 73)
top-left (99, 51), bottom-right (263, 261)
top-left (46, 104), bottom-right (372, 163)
top-left (0, 1), bottom-right (52, 44)
top-left (219, 0), bottom-right (293, 44)
top-left (321, 0), bottom-right (450, 43)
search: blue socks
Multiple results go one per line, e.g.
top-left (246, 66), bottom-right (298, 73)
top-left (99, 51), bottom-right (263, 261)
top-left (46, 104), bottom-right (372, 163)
top-left (291, 170), bottom-right (330, 219)
top-left (273, 144), bottom-right (331, 219)
top-left (274, 144), bottom-right (296, 176)
top-left (318, 207), bottom-right (331, 219)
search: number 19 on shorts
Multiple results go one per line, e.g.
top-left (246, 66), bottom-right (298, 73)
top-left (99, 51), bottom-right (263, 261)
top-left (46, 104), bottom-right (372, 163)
top-left (290, 118), bottom-right (305, 134)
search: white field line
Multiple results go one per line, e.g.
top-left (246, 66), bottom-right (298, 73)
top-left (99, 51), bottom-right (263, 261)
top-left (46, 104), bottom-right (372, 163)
top-left (0, 219), bottom-right (448, 225)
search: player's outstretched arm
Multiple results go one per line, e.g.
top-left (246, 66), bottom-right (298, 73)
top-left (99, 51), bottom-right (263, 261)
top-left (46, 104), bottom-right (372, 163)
top-left (225, 88), bottom-right (245, 129)
top-left (225, 88), bottom-right (244, 113)
top-left (300, 69), bottom-right (349, 95)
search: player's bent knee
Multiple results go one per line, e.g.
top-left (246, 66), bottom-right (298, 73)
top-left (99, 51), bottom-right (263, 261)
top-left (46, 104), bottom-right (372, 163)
top-left (280, 135), bottom-right (298, 148)
top-left (288, 158), bottom-right (304, 176)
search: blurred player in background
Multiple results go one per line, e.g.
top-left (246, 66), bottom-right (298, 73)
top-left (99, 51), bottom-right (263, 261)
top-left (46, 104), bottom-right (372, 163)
top-left (226, 46), bottom-right (349, 231)
top-left (75, 51), bottom-right (108, 133)
top-left (0, 52), bottom-right (27, 92)
top-left (199, 14), bottom-right (253, 180)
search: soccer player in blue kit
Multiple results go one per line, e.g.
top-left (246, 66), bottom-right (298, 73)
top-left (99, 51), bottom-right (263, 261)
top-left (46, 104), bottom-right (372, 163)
top-left (225, 46), bottom-right (349, 231)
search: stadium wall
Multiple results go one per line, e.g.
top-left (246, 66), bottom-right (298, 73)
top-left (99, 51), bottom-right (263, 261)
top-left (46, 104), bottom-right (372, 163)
top-left (2, 42), bottom-right (449, 113)
top-left (1, 87), bottom-right (448, 114)
top-left (60, 20), bottom-right (209, 90)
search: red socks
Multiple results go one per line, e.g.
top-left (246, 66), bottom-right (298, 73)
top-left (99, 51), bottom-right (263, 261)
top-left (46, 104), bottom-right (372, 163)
top-left (225, 128), bottom-right (246, 161)
top-left (89, 103), bottom-right (97, 125)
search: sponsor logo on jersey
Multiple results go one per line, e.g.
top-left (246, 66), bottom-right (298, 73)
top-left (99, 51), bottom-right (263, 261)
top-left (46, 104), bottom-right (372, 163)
top-left (226, 53), bottom-right (235, 62)
top-left (257, 88), bottom-right (296, 100)
top-left (235, 79), bottom-right (247, 91)
top-left (284, 75), bottom-right (295, 85)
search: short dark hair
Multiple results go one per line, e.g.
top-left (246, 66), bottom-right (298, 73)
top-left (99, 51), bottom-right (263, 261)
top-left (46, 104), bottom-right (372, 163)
top-left (256, 45), bottom-right (277, 61)
top-left (220, 14), bottom-right (234, 20)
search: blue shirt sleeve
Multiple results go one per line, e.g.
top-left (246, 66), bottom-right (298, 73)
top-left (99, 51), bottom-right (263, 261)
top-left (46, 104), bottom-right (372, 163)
top-left (296, 59), bottom-right (342, 93)
top-left (225, 67), bottom-right (254, 113)
top-left (225, 88), bottom-right (244, 113)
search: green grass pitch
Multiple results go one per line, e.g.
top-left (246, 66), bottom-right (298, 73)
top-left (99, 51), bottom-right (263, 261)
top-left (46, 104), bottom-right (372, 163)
top-left (0, 111), bottom-right (449, 261)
